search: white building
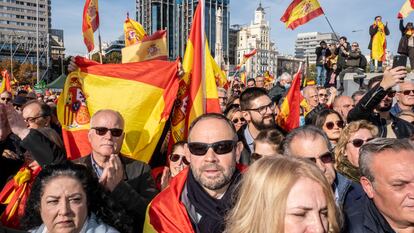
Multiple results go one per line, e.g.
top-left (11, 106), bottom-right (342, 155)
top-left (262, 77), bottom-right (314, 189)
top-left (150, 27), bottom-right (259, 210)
top-left (236, 3), bottom-right (278, 78)
top-left (295, 32), bottom-right (338, 64)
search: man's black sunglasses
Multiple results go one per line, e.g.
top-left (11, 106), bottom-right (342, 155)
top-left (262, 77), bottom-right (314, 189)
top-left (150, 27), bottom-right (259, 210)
top-left (187, 140), bottom-right (237, 156)
top-left (92, 127), bottom-right (124, 137)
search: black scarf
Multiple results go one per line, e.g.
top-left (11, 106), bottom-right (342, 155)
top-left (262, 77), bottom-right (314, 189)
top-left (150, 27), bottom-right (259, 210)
top-left (186, 169), bottom-right (241, 233)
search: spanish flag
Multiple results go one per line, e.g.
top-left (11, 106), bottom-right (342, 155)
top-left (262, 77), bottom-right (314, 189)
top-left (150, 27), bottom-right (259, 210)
top-left (398, 0), bottom-right (414, 19)
top-left (276, 65), bottom-right (304, 132)
top-left (280, 0), bottom-right (324, 30)
top-left (264, 71), bottom-right (275, 86)
top-left (124, 14), bottom-right (147, 46)
top-left (122, 30), bottom-right (168, 63)
top-left (235, 49), bottom-right (257, 71)
top-left (209, 52), bottom-right (227, 88)
top-left (170, 1), bottom-right (221, 143)
top-left (371, 21), bottom-right (387, 62)
top-left (82, 0), bottom-right (99, 52)
top-left (0, 70), bottom-right (12, 93)
top-left (57, 56), bottom-right (179, 162)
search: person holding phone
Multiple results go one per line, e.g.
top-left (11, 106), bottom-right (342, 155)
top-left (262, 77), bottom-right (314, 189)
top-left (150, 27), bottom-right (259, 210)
top-left (337, 42), bottom-right (367, 91)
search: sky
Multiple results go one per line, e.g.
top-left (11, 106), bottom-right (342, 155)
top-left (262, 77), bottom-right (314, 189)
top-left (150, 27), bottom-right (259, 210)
top-left (52, 0), bottom-right (408, 56)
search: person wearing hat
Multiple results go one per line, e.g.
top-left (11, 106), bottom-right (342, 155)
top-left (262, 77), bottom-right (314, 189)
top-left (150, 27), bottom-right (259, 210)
top-left (315, 40), bottom-right (331, 86)
top-left (398, 19), bottom-right (414, 71)
top-left (12, 95), bottom-right (27, 114)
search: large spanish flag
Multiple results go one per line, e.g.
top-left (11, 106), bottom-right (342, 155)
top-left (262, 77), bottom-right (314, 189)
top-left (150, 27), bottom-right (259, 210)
top-left (82, 0), bottom-right (99, 52)
top-left (276, 65), bottom-right (304, 132)
top-left (124, 14), bottom-right (147, 46)
top-left (57, 56), bottom-right (179, 162)
top-left (0, 70), bottom-right (12, 93)
top-left (170, 0), bottom-right (221, 143)
top-left (371, 22), bottom-right (387, 62)
top-left (280, 0), bottom-right (324, 30)
top-left (398, 0), bottom-right (414, 19)
top-left (122, 30), bottom-right (168, 63)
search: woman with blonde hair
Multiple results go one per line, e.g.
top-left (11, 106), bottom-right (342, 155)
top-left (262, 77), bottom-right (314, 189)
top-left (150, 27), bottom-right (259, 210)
top-left (225, 156), bottom-right (340, 233)
top-left (334, 120), bottom-right (377, 182)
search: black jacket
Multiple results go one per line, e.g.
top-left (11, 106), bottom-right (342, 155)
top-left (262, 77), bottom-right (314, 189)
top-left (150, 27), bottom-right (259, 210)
top-left (315, 47), bottom-right (331, 66)
top-left (347, 84), bottom-right (414, 138)
top-left (268, 82), bottom-right (286, 104)
top-left (237, 125), bottom-right (252, 166)
top-left (335, 43), bottom-right (351, 70)
top-left (398, 19), bottom-right (412, 55)
top-left (75, 154), bottom-right (158, 232)
top-left (368, 23), bottom-right (390, 50)
top-left (345, 194), bottom-right (396, 233)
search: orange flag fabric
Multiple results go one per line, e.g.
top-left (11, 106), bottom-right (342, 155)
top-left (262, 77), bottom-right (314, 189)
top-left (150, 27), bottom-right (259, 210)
top-left (235, 49), bottom-right (257, 70)
top-left (124, 14), bottom-right (147, 46)
top-left (170, 1), bottom-right (221, 143)
top-left (280, 0), bottom-right (324, 30)
top-left (0, 70), bottom-right (12, 93)
top-left (122, 30), bottom-right (168, 63)
top-left (57, 56), bottom-right (179, 162)
top-left (276, 66), bottom-right (304, 132)
top-left (398, 0), bottom-right (414, 19)
top-left (82, 0), bottom-right (99, 52)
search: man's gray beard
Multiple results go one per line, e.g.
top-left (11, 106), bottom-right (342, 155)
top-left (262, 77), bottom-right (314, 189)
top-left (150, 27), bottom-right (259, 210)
top-left (191, 162), bottom-right (236, 191)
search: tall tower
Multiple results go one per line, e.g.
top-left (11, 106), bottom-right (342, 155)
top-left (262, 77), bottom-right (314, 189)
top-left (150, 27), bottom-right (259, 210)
top-left (214, 7), bottom-right (223, 68)
top-left (254, 2), bottom-right (266, 25)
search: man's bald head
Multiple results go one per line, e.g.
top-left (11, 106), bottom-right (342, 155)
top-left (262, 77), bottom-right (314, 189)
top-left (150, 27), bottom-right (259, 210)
top-left (90, 109), bottom-right (125, 129)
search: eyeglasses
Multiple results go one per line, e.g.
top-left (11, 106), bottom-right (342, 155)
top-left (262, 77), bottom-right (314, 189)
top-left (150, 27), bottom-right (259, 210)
top-left (1, 97), bottom-right (11, 102)
top-left (351, 44), bottom-right (358, 47)
top-left (348, 138), bottom-right (374, 148)
top-left (319, 94), bottom-right (329, 98)
top-left (24, 115), bottom-right (46, 123)
top-left (400, 90), bottom-right (414, 95)
top-left (305, 151), bottom-right (333, 164)
top-left (246, 102), bottom-right (275, 115)
top-left (169, 154), bottom-right (190, 165)
top-left (325, 120), bottom-right (345, 130)
top-left (232, 117), bottom-right (246, 124)
top-left (187, 140), bottom-right (237, 156)
top-left (387, 91), bottom-right (396, 98)
top-left (92, 127), bottom-right (124, 137)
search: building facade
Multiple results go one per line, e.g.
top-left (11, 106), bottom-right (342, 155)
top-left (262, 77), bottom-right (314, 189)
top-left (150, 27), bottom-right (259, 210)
top-left (228, 24), bottom-right (240, 69)
top-left (294, 32), bottom-right (338, 64)
top-left (236, 3), bottom-right (278, 79)
top-left (136, 0), bottom-right (229, 61)
top-left (0, 0), bottom-right (51, 65)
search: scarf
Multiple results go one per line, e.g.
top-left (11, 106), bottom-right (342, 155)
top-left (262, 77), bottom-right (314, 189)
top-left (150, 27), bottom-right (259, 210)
top-left (406, 29), bottom-right (414, 36)
top-left (186, 169), bottom-right (241, 233)
top-left (371, 21), bottom-right (387, 61)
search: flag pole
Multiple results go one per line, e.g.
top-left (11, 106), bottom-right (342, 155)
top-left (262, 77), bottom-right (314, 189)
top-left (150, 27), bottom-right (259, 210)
top-left (323, 14), bottom-right (339, 41)
top-left (201, 0), bottom-right (206, 113)
top-left (98, 28), bottom-right (103, 64)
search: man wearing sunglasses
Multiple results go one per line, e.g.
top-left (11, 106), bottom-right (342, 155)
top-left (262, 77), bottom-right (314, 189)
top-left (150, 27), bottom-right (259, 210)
top-left (144, 113), bottom-right (243, 233)
top-left (348, 68), bottom-right (414, 138)
top-left (282, 125), bottom-right (363, 231)
top-left (347, 138), bottom-right (414, 232)
top-left (390, 81), bottom-right (414, 116)
top-left (76, 109), bottom-right (158, 232)
top-left (0, 91), bottom-right (12, 105)
top-left (238, 87), bottom-right (280, 165)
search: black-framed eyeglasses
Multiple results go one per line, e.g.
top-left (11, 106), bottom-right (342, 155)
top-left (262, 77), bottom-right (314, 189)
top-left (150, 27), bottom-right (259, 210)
top-left (24, 115), bottom-right (46, 123)
top-left (325, 120), bottom-right (345, 130)
top-left (187, 140), bottom-right (237, 156)
top-left (1, 97), bottom-right (11, 102)
top-left (348, 138), bottom-right (374, 148)
top-left (92, 127), bottom-right (124, 137)
top-left (305, 151), bottom-right (333, 164)
top-left (400, 90), bottom-right (414, 95)
top-left (169, 154), bottom-right (190, 165)
top-left (387, 91), bottom-right (396, 98)
top-left (245, 102), bottom-right (275, 115)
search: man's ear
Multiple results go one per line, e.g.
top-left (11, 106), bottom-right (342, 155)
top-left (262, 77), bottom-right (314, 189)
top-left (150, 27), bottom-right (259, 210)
top-left (360, 176), bottom-right (375, 199)
top-left (242, 111), bottom-right (250, 122)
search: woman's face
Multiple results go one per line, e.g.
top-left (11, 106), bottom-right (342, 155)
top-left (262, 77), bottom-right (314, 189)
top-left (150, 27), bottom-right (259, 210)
top-left (40, 176), bottom-right (87, 233)
top-left (169, 145), bottom-right (188, 177)
top-left (322, 114), bottom-right (343, 142)
top-left (318, 89), bottom-right (328, 105)
top-left (345, 128), bottom-right (375, 167)
top-left (285, 177), bottom-right (329, 233)
top-left (231, 111), bottom-right (246, 131)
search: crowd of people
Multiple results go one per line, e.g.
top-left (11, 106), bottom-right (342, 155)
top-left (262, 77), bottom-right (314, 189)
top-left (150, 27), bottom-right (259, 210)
top-left (0, 15), bottom-right (414, 233)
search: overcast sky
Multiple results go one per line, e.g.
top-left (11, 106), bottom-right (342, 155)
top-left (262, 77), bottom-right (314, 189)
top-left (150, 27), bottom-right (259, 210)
top-left (52, 0), bottom-right (408, 56)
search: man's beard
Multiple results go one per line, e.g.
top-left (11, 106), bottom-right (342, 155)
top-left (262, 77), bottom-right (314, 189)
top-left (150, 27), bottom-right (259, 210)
top-left (377, 103), bottom-right (392, 112)
top-left (191, 161), bottom-right (236, 191)
top-left (251, 114), bottom-right (275, 130)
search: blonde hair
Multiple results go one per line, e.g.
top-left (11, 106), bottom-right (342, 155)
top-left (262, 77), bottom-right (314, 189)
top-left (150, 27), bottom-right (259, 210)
top-left (225, 156), bottom-right (340, 233)
top-left (334, 120), bottom-right (378, 168)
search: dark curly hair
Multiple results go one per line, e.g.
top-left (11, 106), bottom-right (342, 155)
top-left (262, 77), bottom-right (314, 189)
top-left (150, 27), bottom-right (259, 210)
top-left (20, 162), bottom-right (133, 232)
